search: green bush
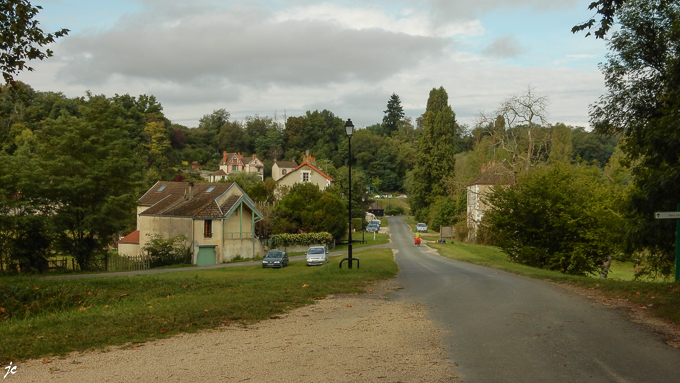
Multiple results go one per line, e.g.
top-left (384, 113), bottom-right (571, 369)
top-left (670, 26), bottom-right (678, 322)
top-left (270, 232), bottom-right (333, 248)
top-left (386, 206), bottom-right (404, 215)
top-left (142, 234), bottom-right (192, 268)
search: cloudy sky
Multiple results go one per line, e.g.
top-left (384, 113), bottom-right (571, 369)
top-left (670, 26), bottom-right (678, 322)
top-left (17, 0), bottom-right (609, 129)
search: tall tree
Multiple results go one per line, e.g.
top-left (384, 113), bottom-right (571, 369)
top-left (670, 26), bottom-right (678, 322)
top-left (409, 87), bottom-right (458, 220)
top-left (382, 93), bottom-right (405, 137)
top-left (16, 94), bottom-right (142, 270)
top-left (0, 0), bottom-right (69, 85)
top-left (588, 0), bottom-right (680, 276)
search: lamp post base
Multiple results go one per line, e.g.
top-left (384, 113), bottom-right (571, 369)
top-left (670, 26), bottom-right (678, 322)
top-left (339, 257), bottom-right (360, 269)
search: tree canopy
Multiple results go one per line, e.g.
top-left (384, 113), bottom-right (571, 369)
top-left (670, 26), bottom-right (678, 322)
top-left (0, 0), bottom-right (69, 85)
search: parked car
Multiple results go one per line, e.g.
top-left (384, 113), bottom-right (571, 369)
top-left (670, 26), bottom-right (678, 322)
top-left (262, 250), bottom-right (289, 268)
top-left (366, 223), bottom-right (379, 232)
top-left (416, 223), bottom-right (428, 233)
top-left (370, 219), bottom-right (381, 227)
top-left (306, 246), bottom-right (329, 266)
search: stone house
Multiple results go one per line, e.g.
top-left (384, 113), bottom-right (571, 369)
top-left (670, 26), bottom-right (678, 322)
top-left (467, 163), bottom-right (515, 241)
top-left (275, 154), bottom-right (333, 193)
top-left (271, 159), bottom-right (298, 181)
top-left (119, 181), bottom-right (264, 265)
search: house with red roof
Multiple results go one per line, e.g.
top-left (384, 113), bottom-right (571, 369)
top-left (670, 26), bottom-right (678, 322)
top-left (209, 152), bottom-right (264, 182)
top-left (275, 154), bottom-right (333, 193)
top-left (118, 181), bottom-right (264, 265)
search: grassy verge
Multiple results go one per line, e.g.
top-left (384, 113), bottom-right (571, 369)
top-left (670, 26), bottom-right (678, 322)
top-left (334, 232), bottom-right (390, 252)
top-left (431, 242), bottom-right (680, 326)
top-left (0, 248), bottom-right (397, 363)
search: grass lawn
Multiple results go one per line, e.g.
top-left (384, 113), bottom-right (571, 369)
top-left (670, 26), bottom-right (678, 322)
top-left (431, 241), bottom-right (680, 327)
top-left (0, 248), bottom-right (397, 363)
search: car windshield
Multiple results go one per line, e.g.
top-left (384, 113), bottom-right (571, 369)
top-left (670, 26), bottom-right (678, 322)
top-left (265, 252), bottom-right (283, 259)
top-left (417, 223), bottom-right (426, 227)
top-left (308, 248), bottom-right (324, 254)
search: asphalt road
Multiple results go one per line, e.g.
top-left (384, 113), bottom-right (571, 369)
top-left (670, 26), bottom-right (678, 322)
top-left (387, 216), bottom-right (680, 383)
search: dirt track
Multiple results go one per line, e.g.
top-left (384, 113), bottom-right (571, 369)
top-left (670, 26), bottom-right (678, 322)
top-left (11, 279), bottom-right (458, 383)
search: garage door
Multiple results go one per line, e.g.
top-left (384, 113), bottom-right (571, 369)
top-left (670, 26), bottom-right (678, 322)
top-left (196, 246), bottom-right (216, 266)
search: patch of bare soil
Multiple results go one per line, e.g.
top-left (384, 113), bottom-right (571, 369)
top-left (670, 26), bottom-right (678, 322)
top-left (12, 278), bottom-right (458, 383)
top-left (556, 282), bottom-right (680, 348)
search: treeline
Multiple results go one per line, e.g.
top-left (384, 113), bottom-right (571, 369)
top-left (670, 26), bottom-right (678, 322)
top-left (0, 82), bottom-right (615, 273)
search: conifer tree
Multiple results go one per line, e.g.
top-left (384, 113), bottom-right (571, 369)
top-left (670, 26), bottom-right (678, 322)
top-left (409, 87), bottom-right (458, 221)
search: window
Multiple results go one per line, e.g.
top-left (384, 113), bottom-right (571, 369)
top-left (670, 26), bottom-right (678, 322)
top-left (204, 220), bottom-right (212, 238)
top-left (156, 184), bottom-right (167, 192)
top-left (282, 169), bottom-right (287, 175)
top-left (232, 165), bottom-right (238, 172)
top-left (205, 185), bottom-right (216, 193)
top-left (302, 172), bottom-right (310, 182)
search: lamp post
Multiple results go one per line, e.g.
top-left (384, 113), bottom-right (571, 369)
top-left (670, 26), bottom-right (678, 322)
top-left (340, 118), bottom-right (359, 269)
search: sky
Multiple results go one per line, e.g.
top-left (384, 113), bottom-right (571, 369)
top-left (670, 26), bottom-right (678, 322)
top-left (17, 0), bottom-right (610, 130)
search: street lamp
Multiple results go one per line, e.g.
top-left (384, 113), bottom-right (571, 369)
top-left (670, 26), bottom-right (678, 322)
top-left (340, 118), bottom-right (359, 269)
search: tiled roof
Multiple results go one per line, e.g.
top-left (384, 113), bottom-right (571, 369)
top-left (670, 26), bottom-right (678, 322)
top-left (139, 182), bottom-right (236, 218)
top-left (275, 161), bottom-right (297, 168)
top-left (209, 169), bottom-right (228, 176)
top-left (278, 161), bottom-right (334, 182)
top-left (118, 230), bottom-right (139, 244)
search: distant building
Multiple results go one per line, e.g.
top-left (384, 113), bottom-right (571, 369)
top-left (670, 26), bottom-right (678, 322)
top-left (467, 163), bottom-right (515, 241)
top-left (209, 152), bottom-right (264, 182)
top-left (272, 159), bottom-right (298, 181)
top-left (276, 154), bottom-right (333, 194)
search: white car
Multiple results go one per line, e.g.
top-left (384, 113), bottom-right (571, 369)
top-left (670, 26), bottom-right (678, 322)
top-left (416, 223), bottom-right (428, 233)
top-left (306, 246), bottom-right (329, 266)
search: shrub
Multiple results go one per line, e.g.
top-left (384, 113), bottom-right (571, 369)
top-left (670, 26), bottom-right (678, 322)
top-left (270, 232), bottom-right (333, 249)
top-left (142, 234), bottom-right (192, 268)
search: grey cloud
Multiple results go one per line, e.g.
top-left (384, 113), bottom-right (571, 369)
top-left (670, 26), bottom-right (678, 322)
top-left (427, 0), bottom-right (577, 21)
top-left (482, 35), bottom-right (525, 58)
top-left (55, 6), bottom-right (448, 88)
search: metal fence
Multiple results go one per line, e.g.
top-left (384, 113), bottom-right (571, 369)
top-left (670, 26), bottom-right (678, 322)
top-left (107, 254), bottom-right (150, 272)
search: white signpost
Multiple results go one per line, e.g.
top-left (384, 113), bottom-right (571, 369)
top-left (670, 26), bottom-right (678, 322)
top-left (655, 212), bottom-right (680, 219)
top-left (655, 208), bottom-right (680, 282)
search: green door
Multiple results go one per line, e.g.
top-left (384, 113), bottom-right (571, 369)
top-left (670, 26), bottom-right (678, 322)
top-left (196, 246), bottom-right (216, 266)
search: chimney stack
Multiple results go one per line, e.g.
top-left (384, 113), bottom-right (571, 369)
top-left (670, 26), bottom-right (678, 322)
top-left (188, 182), bottom-right (194, 200)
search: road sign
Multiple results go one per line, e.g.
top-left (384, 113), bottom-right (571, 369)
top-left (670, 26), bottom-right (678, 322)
top-left (655, 211), bottom-right (680, 219)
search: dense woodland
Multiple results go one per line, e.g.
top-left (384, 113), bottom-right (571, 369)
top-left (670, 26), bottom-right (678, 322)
top-left (1, 0), bottom-right (678, 280)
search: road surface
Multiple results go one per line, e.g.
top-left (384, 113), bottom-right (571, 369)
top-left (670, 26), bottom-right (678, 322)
top-left (387, 216), bottom-right (680, 383)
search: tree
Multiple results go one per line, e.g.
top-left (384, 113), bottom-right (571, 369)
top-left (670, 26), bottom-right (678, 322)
top-left (381, 93), bottom-right (405, 137)
top-left (589, 0), bottom-right (680, 277)
top-left (478, 87), bottom-right (550, 173)
top-left (484, 163), bottom-right (625, 276)
top-left (572, 0), bottom-right (626, 38)
top-left (273, 183), bottom-right (346, 240)
top-left (0, 0), bottom-right (69, 85)
top-left (409, 87), bottom-right (459, 221)
top-left (548, 123), bottom-right (573, 164)
top-left (16, 94), bottom-right (142, 270)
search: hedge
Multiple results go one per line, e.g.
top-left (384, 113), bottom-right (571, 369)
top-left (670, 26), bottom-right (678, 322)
top-left (270, 232), bottom-right (333, 248)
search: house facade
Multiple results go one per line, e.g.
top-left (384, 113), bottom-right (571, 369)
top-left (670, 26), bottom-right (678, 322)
top-left (275, 154), bottom-right (333, 193)
top-left (119, 181), bottom-right (264, 265)
top-left (209, 152), bottom-right (264, 182)
top-left (272, 159), bottom-right (298, 181)
top-left (466, 163), bottom-right (515, 242)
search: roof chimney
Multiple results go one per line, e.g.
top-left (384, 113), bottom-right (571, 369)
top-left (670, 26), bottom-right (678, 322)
top-left (187, 182), bottom-right (194, 200)
top-left (223, 151), bottom-right (226, 164)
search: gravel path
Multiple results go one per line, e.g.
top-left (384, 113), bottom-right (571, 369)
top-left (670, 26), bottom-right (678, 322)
top-left (11, 279), bottom-right (458, 383)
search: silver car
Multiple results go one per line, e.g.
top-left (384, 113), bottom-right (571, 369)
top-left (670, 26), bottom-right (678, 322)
top-left (416, 223), bottom-right (428, 232)
top-left (306, 246), bottom-right (329, 266)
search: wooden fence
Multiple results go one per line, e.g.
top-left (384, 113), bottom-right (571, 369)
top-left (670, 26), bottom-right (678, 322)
top-left (107, 254), bottom-right (150, 272)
